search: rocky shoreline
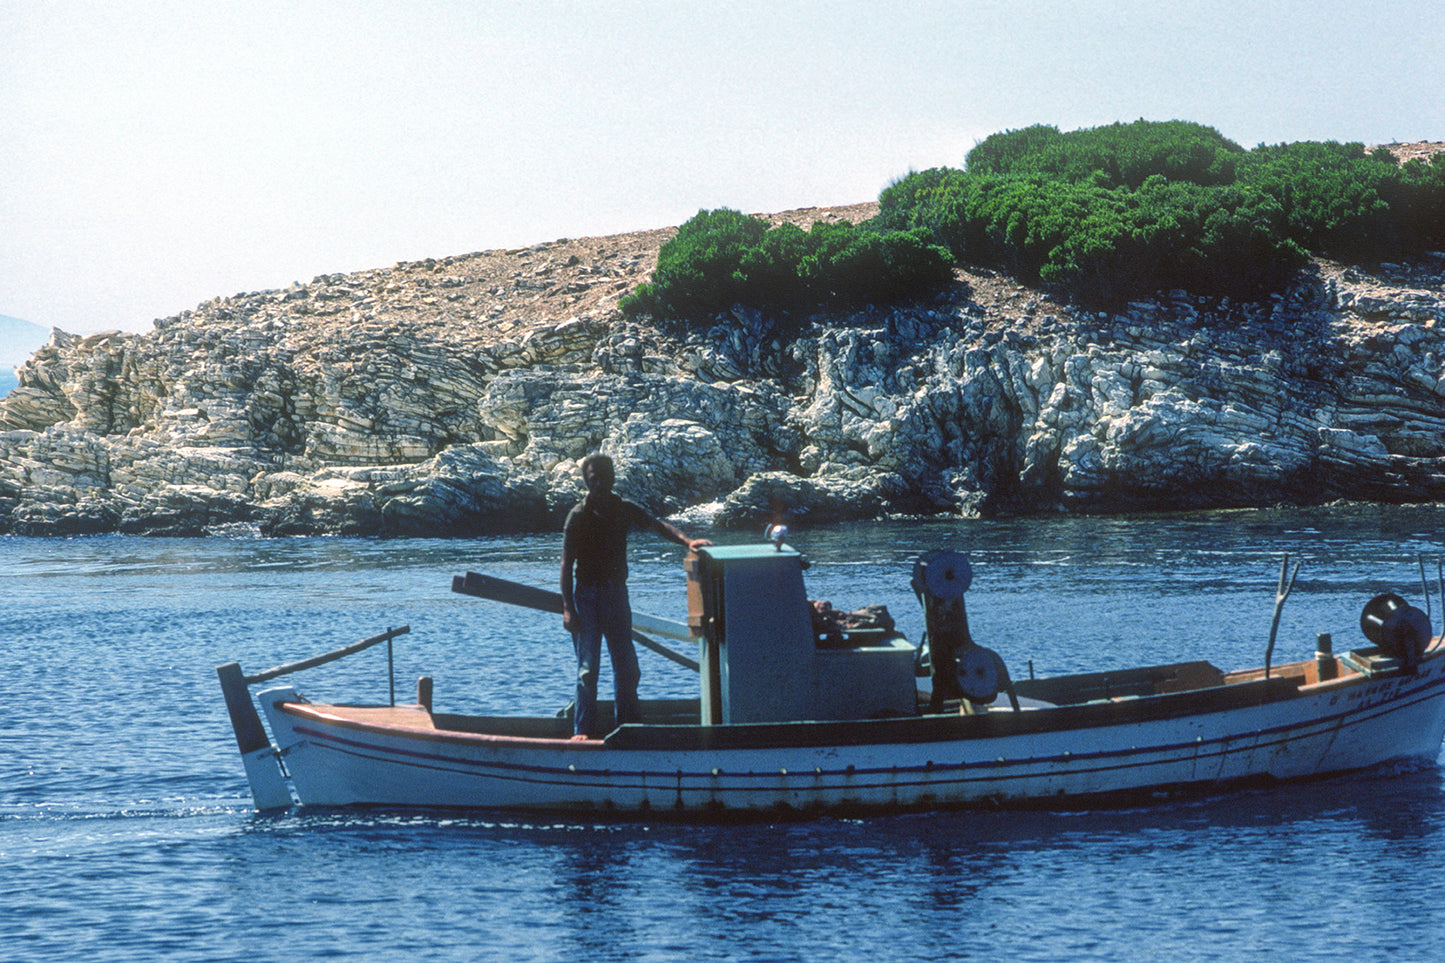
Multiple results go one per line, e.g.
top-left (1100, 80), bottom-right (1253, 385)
top-left (3, 203), bottom-right (1445, 537)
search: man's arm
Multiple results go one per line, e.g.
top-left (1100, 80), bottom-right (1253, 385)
top-left (560, 531), bottom-right (577, 633)
top-left (649, 515), bottom-right (713, 553)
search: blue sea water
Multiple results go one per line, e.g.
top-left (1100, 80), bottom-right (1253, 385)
top-left (4, 506), bottom-right (1445, 962)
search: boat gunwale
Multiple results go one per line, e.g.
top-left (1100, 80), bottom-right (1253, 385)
top-left (268, 673), bottom-right (1445, 812)
top-left (268, 644), bottom-right (1445, 754)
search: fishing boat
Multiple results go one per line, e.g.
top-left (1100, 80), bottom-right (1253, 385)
top-left (218, 543), bottom-right (1445, 816)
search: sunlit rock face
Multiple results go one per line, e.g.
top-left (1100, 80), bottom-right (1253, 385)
top-left (4, 208), bottom-right (1444, 536)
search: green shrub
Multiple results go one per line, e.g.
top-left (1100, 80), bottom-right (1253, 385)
top-left (1237, 141), bottom-right (1391, 258)
top-left (962, 124), bottom-right (1064, 178)
top-left (617, 282), bottom-right (659, 318)
top-left (1042, 179), bottom-right (1305, 303)
top-left (966, 120), bottom-right (1243, 187)
top-left (801, 226), bottom-right (956, 303)
top-left (621, 209), bottom-right (955, 323)
top-left (1387, 154), bottom-right (1445, 247)
top-left (628, 123), bottom-right (1445, 318)
top-left (881, 121), bottom-right (1441, 306)
top-left (739, 222), bottom-right (811, 309)
top-left (635, 208), bottom-right (768, 317)
top-left (1236, 140), bottom-right (1445, 259)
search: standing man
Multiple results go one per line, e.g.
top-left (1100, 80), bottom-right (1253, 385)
top-left (560, 452), bottom-right (711, 740)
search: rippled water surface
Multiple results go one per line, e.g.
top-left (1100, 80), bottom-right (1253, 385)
top-left (5, 506), bottom-right (1445, 961)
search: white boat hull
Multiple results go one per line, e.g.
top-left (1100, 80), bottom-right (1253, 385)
top-left (255, 646), bottom-right (1445, 815)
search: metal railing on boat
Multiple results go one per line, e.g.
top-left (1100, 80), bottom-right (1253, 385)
top-left (217, 626), bottom-right (410, 753)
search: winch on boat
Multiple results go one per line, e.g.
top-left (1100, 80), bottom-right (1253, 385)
top-left (910, 549), bottom-right (1019, 713)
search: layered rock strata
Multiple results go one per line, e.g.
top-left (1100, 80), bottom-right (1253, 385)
top-left (3, 207), bottom-right (1444, 536)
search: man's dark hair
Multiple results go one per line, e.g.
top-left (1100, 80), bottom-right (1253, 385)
top-left (580, 452), bottom-right (615, 487)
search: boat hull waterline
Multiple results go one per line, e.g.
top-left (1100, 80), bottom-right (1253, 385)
top-left (254, 648), bottom-right (1445, 814)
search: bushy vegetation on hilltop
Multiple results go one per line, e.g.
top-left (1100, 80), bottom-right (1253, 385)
top-left (625, 120), bottom-right (1445, 321)
top-left (878, 120), bottom-right (1445, 306)
top-left (619, 210), bottom-right (955, 322)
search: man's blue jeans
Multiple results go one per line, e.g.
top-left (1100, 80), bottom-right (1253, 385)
top-left (572, 581), bottom-right (640, 736)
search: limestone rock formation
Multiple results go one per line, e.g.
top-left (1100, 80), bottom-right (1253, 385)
top-left (4, 203), bottom-right (1445, 537)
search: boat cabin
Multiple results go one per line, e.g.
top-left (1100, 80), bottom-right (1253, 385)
top-left (686, 544), bottom-right (917, 724)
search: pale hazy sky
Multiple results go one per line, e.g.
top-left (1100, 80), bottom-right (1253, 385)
top-left (3, 0), bottom-right (1442, 335)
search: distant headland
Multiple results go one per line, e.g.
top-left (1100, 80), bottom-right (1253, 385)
top-left (2, 126), bottom-right (1443, 536)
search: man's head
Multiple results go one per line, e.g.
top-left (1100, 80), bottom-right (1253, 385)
top-left (580, 452), bottom-right (615, 495)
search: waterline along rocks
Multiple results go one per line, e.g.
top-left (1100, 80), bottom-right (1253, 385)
top-left (3, 206), bottom-right (1445, 536)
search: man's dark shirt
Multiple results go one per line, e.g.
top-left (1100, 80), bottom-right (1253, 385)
top-left (563, 492), bottom-right (657, 587)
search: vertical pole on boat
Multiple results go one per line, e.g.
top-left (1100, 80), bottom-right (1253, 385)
top-left (387, 630), bottom-right (396, 707)
top-left (1437, 558), bottom-right (1443, 631)
top-left (1315, 633), bottom-right (1337, 681)
top-left (1419, 555), bottom-right (1431, 621)
top-left (1265, 554), bottom-right (1300, 679)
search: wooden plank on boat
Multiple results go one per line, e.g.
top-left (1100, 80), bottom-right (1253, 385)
top-left (1342, 648), bottom-right (1405, 677)
top-left (452, 571), bottom-right (699, 670)
top-left (453, 571), bottom-right (562, 613)
top-left (315, 704), bottom-right (438, 728)
top-left (451, 571), bottom-right (694, 640)
top-left (1015, 660), bottom-right (1224, 704)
